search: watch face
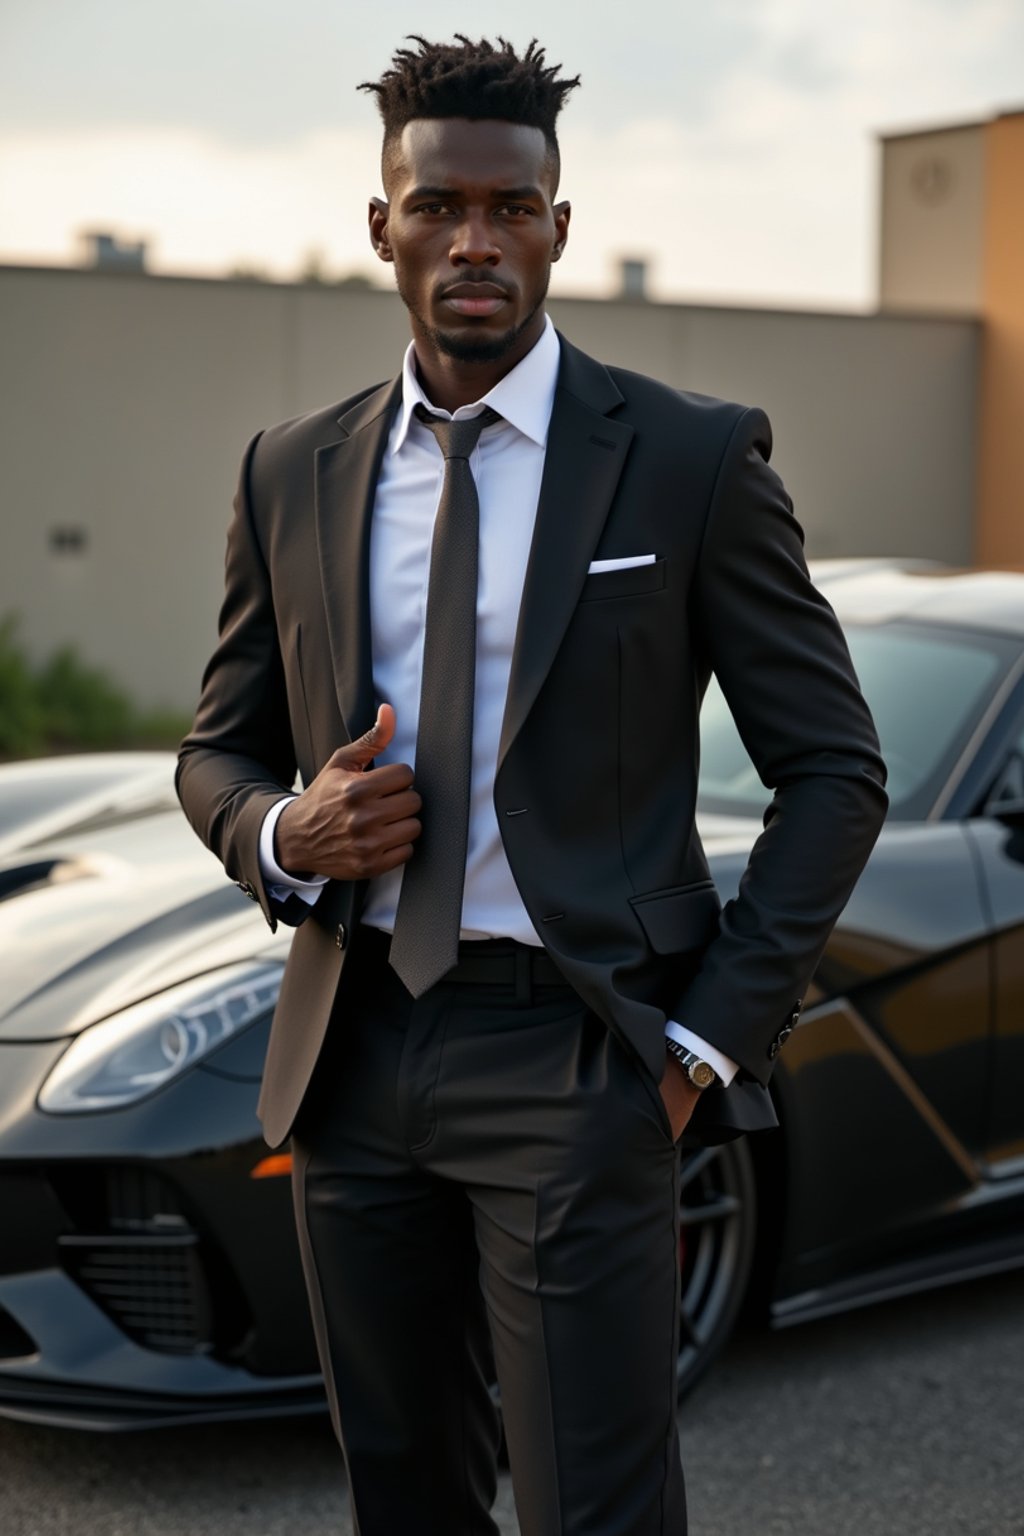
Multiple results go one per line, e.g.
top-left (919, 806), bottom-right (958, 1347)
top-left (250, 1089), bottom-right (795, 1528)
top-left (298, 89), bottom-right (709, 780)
top-left (691, 1060), bottom-right (716, 1089)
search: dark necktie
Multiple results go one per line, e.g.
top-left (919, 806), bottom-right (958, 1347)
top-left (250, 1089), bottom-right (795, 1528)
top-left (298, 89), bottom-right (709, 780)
top-left (388, 402), bottom-right (502, 997)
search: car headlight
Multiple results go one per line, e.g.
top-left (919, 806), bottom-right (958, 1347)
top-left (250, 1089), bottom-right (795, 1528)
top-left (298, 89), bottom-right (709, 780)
top-left (38, 963), bottom-right (283, 1114)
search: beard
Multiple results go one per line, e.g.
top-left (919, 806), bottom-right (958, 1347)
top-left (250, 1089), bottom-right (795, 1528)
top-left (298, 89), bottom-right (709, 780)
top-left (432, 318), bottom-right (536, 363)
top-left (395, 271), bottom-right (549, 363)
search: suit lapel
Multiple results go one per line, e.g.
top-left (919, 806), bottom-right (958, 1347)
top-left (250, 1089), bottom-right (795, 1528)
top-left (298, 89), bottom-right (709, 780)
top-left (314, 338), bottom-right (631, 760)
top-left (314, 377), bottom-right (402, 742)
top-left (497, 337), bottom-right (633, 771)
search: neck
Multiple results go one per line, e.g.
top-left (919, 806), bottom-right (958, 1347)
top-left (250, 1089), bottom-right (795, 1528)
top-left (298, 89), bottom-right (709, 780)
top-left (411, 312), bottom-right (546, 412)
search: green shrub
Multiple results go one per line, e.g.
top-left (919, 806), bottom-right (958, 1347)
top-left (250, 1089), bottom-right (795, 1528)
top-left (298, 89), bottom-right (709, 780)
top-left (36, 647), bottom-right (136, 748)
top-left (0, 617), bottom-right (45, 757)
top-left (133, 708), bottom-right (194, 747)
top-left (0, 617), bottom-right (192, 758)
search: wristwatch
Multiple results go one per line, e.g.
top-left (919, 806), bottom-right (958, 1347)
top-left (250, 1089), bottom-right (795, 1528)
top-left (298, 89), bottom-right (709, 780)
top-left (665, 1038), bottom-right (720, 1090)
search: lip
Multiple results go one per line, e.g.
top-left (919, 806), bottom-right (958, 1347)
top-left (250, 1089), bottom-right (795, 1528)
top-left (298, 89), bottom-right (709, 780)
top-left (439, 282), bottom-right (510, 318)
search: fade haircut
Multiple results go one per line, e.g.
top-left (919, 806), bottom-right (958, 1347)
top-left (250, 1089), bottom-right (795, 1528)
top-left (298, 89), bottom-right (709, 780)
top-left (360, 35), bottom-right (580, 192)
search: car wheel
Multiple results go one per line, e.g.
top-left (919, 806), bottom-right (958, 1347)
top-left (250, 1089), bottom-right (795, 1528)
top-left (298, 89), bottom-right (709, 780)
top-left (676, 1136), bottom-right (757, 1399)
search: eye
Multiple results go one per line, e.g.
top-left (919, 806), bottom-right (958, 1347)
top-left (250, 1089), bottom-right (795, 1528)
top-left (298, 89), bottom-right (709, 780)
top-left (415, 202), bottom-right (450, 216)
top-left (498, 204), bottom-right (534, 217)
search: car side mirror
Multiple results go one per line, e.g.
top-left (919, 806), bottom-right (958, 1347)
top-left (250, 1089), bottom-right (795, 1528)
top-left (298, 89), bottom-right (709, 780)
top-left (987, 798), bottom-right (1024, 827)
top-left (983, 753), bottom-right (1024, 825)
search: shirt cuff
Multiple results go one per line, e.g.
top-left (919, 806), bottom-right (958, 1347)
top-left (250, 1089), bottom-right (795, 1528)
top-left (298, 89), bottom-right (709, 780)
top-left (665, 1019), bottom-right (738, 1087)
top-left (258, 796), bottom-right (328, 907)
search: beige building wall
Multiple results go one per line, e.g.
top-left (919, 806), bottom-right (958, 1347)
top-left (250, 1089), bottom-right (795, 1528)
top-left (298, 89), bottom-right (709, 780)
top-left (879, 123), bottom-right (987, 314)
top-left (976, 110), bottom-right (1024, 566)
top-left (878, 108), bottom-right (1024, 564)
top-left (0, 265), bottom-right (978, 711)
top-left (548, 299), bottom-right (977, 565)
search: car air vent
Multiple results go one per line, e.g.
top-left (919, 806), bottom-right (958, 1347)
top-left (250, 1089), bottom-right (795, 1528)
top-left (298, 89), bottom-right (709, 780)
top-left (58, 1231), bottom-right (214, 1355)
top-left (0, 1304), bottom-right (37, 1360)
top-left (0, 858), bottom-right (64, 902)
top-left (48, 1163), bottom-right (252, 1359)
top-left (47, 1163), bottom-right (187, 1234)
top-left (105, 1164), bottom-right (188, 1232)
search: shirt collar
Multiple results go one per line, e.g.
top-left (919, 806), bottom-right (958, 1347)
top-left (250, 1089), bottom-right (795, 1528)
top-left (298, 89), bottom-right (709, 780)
top-left (391, 314), bottom-right (560, 455)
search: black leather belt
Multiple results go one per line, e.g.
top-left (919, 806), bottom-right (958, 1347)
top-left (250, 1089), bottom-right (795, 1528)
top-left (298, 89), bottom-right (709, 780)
top-left (357, 925), bottom-right (569, 989)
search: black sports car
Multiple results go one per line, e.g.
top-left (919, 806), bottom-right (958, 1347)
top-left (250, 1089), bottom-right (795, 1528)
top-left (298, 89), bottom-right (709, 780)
top-left (0, 566), bottom-right (1022, 1429)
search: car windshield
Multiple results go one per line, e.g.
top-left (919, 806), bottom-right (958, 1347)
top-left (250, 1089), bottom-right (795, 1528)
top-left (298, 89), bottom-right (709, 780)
top-left (698, 621), bottom-right (1015, 822)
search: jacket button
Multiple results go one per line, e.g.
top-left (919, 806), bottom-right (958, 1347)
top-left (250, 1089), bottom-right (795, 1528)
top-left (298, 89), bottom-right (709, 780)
top-left (336, 924), bottom-right (347, 950)
top-left (768, 1039), bottom-right (780, 1059)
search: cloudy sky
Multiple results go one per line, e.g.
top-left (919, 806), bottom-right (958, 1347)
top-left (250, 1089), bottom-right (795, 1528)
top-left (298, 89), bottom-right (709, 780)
top-left (2, 0), bottom-right (1022, 308)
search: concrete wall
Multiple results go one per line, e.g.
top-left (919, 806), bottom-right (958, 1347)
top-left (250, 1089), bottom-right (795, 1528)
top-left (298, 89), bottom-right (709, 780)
top-left (879, 123), bottom-right (986, 315)
top-left (0, 265), bottom-right (978, 711)
top-left (546, 298), bottom-right (978, 566)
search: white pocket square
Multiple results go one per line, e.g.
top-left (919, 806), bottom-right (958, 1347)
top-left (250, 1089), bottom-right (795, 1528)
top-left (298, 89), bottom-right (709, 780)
top-left (587, 554), bottom-right (657, 573)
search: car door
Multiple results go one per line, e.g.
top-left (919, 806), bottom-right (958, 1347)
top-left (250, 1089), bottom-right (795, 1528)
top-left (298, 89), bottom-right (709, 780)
top-left (964, 685), bottom-right (1024, 1170)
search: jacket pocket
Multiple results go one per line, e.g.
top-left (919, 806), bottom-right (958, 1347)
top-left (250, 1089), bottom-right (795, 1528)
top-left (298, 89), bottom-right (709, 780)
top-left (629, 880), bottom-right (721, 954)
top-left (578, 557), bottom-right (666, 602)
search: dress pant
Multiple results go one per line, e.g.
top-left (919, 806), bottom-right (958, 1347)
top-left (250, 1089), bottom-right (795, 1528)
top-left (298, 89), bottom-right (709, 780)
top-left (290, 926), bottom-right (687, 1536)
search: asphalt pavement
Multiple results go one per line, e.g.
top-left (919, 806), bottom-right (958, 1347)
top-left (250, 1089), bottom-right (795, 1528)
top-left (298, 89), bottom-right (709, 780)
top-left (1, 1269), bottom-right (1021, 1536)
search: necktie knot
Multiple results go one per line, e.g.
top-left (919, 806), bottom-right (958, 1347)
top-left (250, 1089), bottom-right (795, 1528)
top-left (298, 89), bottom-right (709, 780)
top-left (414, 403), bottom-right (501, 460)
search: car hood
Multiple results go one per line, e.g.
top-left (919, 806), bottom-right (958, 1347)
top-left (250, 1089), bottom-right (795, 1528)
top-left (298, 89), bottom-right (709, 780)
top-left (0, 812), bottom-right (289, 1042)
top-left (0, 804), bottom-right (763, 1046)
top-left (0, 752), bottom-right (178, 859)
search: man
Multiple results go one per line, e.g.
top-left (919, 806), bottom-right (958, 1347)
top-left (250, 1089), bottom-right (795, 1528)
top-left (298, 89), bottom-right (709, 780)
top-left (177, 34), bottom-right (887, 1536)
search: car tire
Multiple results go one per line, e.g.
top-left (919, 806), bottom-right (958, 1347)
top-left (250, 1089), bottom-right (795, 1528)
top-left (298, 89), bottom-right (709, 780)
top-left (676, 1135), bottom-right (758, 1399)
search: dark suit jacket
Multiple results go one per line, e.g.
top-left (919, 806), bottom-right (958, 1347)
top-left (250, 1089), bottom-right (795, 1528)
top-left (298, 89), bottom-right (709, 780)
top-left (177, 332), bottom-right (888, 1150)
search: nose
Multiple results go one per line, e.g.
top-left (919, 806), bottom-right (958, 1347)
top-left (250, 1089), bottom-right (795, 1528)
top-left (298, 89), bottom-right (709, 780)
top-left (449, 211), bottom-right (500, 266)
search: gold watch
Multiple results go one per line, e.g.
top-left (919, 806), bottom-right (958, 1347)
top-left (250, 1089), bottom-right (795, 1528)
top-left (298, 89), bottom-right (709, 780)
top-left (665, 1039), bottom-right (719, 1089)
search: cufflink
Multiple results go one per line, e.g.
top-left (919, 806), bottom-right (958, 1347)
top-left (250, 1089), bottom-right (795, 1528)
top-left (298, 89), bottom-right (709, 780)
top-left (768, 1002), bottom-right (802, 1059)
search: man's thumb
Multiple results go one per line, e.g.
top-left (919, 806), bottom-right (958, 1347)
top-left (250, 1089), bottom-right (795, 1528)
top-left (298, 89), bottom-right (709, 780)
top-left (329, 704), bottom-right (396, 771)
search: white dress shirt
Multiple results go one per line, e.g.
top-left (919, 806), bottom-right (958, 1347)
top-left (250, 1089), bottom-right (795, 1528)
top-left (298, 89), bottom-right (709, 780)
top-left (259, 316), bottom-right (737, 1085)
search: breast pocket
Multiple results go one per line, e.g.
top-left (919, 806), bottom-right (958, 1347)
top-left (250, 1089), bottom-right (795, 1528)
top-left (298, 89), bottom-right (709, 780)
top-left (578, 557), bottom-right (667, 602)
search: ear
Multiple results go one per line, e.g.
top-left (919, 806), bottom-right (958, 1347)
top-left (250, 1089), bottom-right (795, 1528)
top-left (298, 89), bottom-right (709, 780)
top-left (368, 197), bottom-right (393, 264)
top-left (551, 200), bottom-right (571, 262)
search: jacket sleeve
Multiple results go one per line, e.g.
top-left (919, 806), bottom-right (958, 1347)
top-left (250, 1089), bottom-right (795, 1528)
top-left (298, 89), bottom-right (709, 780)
top-left (176, 432), bottom-right (310, 931)
top-left (675, 407), bottom-right (889, 1083)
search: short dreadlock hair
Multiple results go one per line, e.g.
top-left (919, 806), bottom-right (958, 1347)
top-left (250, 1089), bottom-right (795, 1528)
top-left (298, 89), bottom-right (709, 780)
top-left (360, 35), bottom-right (580, 191)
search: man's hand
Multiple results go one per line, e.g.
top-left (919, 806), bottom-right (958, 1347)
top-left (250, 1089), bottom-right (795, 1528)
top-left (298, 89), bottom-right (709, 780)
top-left (659, 1054), bottom-right (702, 1141)
top-left (274, 704), bottom-right (422, 882)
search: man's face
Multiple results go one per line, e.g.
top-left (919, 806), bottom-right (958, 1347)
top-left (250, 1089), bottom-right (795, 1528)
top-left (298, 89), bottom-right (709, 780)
top-left (369, 118), bottom-right (570, 366)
